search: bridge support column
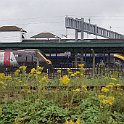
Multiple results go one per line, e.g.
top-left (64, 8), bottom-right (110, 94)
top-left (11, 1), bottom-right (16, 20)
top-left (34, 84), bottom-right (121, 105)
top-left (75, 30), bottom-right (78, 41)
top-left (81, 18), bottom-right (84, 40)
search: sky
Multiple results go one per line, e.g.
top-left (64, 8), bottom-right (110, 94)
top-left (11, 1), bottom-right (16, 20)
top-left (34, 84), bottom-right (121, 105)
top-left (0, 0), bottom-right (124, 39)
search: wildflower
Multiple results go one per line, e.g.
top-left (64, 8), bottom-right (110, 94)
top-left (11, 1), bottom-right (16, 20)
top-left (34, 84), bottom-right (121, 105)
top-left (80, 73), bottom-right (83, 76)
top-left (5, 75), bottom-right (12, 80)
top-left (37, 66), bottom-right (43, 72)
top-left (69, 71), bottom-right (73, 75)
top-left (65, 120), bottom-right (74, 124)
top-left (111, 78), bottom-right (117, 81)
top-left (108, 96), bottom-right (115, 104)
top-left (116, 83), bottom-right (121, 87)
top-left (30, 68), bottom-right (36, 74)
top-left (100, 99), bottom-right (109, 105)
top-left (0, 73), bottom-right (5, 77)
top-left (109, 82), bottom-right (115, 86)
top-left (101, 87), bottom-right (109, 93)
top-left (99, 95), bottom-right (115, 106)
top-left (98, 95), bottom-right (106, 99)
top-left (72, 88), bottom-right (80, 92)
top-left (19, 66), bottom-right (27, 71)
top-left (78, 64), bottom-right (84, 68)
top-left (60, 75), bottom-right (70, 85)
top-left (14, 69), bottom-right (20, 75)
top-left (76, 119), bottom-right (81, 124)
top-left (75, 71), bottom-right (80, 75)
top-left (57, 70), bottom-right (61, 74)
top-left (36, 71), bottom-right (41, 75)
top-left (70, 73), bottom-right (75, 77)
top-left (41, 76), bottom-right (49, 83)
top-left (106, 82), bottom-right (114, 88)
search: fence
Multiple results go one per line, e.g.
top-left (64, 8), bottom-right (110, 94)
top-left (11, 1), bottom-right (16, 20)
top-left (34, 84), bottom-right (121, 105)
top-left (48, 65), bottom-right (124, 78)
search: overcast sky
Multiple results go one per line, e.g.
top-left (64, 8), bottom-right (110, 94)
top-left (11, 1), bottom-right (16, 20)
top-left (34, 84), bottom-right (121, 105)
top-left (0, 0), bottom-right (124, 38)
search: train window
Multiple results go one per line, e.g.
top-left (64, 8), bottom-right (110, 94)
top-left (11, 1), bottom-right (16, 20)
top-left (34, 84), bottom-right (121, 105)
top-left (51, 54), bottom-right (56, 56)
top-left (15, 54), bottom-right (18, 57)
top-left (18, 54), bottom-right (22, 57)
top-left (45, 54), bottom-right (50, 56)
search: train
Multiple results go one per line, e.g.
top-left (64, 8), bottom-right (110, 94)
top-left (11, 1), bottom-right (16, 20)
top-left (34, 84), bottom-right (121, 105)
top-left (0, 49), bottom-right (52, 73)
top-left (0, 48), bottom-right (124, 73)
top-left (46, 53), bottom-right (124, 68)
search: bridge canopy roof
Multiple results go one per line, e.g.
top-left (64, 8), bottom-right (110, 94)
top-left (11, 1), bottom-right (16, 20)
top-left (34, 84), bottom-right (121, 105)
top-left (0, 39), bottom-right (124, 53)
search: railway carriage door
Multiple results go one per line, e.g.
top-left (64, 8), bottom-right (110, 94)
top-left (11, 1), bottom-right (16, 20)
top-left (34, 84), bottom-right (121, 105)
top-left (4, 52), bottom-right (10, 66)
top-left (25, 53), bottom-right (34, 66)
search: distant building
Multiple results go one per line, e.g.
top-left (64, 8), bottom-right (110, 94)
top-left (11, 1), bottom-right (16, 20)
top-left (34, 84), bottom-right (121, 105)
top-left (0, 26), bottom-right (27, 43)
top-left (31, 32), bottom-right (60, 40)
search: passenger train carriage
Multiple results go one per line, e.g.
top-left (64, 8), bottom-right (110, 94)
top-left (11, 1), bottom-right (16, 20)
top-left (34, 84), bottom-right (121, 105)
top-left (0, 49), bottom-right (52, 73)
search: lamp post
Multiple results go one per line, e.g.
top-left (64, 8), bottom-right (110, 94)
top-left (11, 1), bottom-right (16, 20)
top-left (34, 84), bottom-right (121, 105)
top-left (91, 49), bottom-right (95, 78)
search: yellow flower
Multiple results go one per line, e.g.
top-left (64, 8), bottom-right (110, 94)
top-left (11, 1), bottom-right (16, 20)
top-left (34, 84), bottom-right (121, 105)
top-left (36, 71), bottom-right (41, 75)
top-left (116, 83), bottom-right (121, 87)
top-left (14, 69), bottom-right (20, 75)
top-left (111, 78), bottom-right (117, 81)
top-left (72, 88), bottom-right (80, 92)
top-left (69, 72), bottom-right (73, 75)
top-left (98, 95), bottom-right (106, 99)
top-left (57, 70), bottom-right (61, 74)
top-left (5, 75), bottom-right (12, 80)
top-left (30, 68), bottom-right (36, 74)
top-left (69, 120), bottom-right (74, 124)
top-left (65, 120), bottom-right (74, 124)
top-left (108, 96), bottom-right (115, 105)
top-left (37, 66), bottom-right (43, 71)
top-left (101, 87), bottom-right (109, 93)
top-left (19, 66), bottom-right (27, 71)
top-left (0, 73), bottom-right (5, 77)
top-left (76, 119), bottom-right (81, 124)
top-left (60, 75), bottom-right (70, 85)
top-left (41, 76), bottom-right (49, 83)
top-left (70, 73), bottom-right (75, 77)
top-left (100, 99), bottom-right (108, 105)
top-left (75, 71), bottom-right (80, 75)
top-left (99, 95), bottom-right (115, 106)
top-left (78, 64), bottom-right (84, 68)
